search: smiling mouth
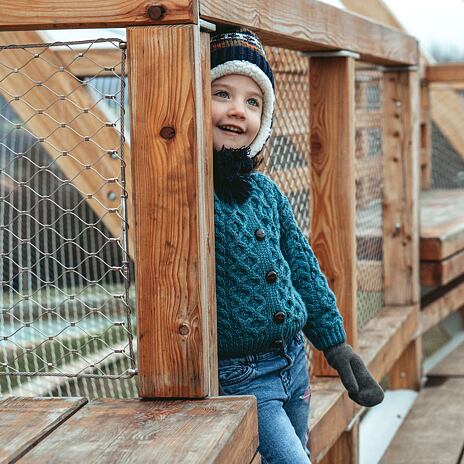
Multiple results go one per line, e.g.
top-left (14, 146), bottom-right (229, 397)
top-left (218, 125), bottom-right (244, 135)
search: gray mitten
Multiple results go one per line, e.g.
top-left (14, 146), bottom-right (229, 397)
top-left (323, 343), bottom-right (384, 407)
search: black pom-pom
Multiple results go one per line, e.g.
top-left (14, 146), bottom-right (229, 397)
top-left (213, 146), bottom-right (254, 203)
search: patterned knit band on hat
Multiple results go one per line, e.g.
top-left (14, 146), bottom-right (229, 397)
top-left (211, 28), bottom-right (275, 158)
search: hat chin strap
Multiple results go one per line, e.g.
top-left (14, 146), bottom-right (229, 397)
top-left (211, 61), bottom-right (275, 158)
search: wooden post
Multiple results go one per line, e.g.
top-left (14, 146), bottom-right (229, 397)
top-left (127, 25), bottom-right (217, 398)
top-left (319, 418), bottom-right (359, 464)
top-left (383, 68), bottom-right (421, 390)
top-left (309, 53), bottom-right (358, 377)
top-left (420, 80), bottom-right (432, 190)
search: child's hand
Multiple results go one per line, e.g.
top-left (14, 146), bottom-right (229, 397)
top-left (323, 343), bottom-right (384, 407)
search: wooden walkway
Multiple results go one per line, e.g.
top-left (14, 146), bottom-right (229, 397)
top-left (0, 396), bottom-right (259, 463)
top-left (380, 339), bottom-right (464, 464)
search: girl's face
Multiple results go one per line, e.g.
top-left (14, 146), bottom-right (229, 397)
top-left (211, 74), bottom-right (263, 151)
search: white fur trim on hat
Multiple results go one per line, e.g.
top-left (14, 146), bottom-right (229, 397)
top-left (211, 60), bottom-right (275, 158)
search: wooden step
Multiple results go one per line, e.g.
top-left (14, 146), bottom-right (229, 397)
top-left (0, 396), bottom-right (259, 464)
top-left (379, 378), bottom-right (464, 464)
top-left (428, 339), bottom-right (464, 378)
top-left (420, 190), bottom-right (464, 261)
top-left (421, 247), bottom-right (464, 287)
top-left (0, 397), bottom-right (87, 463)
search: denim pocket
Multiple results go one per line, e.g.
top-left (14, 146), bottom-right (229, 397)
top-left (218, 363), bottom-right (255, 387)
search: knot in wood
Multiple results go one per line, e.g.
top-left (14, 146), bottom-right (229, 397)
top-left (160, 126), bottom-right (176, 140)
top-left (179, 323), bottom-right (190, 336)
top-left (147, 5), bottom-right (166, 20)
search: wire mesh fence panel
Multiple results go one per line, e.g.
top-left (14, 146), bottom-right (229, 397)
top-left (260, 47), bottom-right (312, 368)
top-left (354, 64), bottom-right (385, 329)
top-left (429, 86), bottom-right (464, 189)
top-left (0, 38), bottom-right (137, 399)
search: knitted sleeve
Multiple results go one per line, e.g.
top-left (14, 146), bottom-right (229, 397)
top-left (275, 184), bottom-right (347, 351)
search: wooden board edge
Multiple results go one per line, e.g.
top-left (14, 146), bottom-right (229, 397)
top-left (7, 397), bottom-right (88, 463)
top-left (359, 305), bottom-right (419, 380)
top-left (421, 276), bottom-right (464, 333)
top-left (214, 396), bottom-right (259, 464)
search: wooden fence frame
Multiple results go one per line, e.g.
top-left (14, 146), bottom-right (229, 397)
top-left (0, 1), bottom-right (421, 462)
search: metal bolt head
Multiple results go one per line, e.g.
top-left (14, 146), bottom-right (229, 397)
top-left (147, 5), bottom-right (166, 20)
top-left (160, 126), bottom-right (176, 140)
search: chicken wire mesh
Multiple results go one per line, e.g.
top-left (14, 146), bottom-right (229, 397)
top-left (429, 86), bottom-right (464, 189)
top-left (0, 38), bottom-right (137, 399)
top-left (354, 64), bottom-right (385, 329)
top-left (260, 47), bottom-right (312, 368)
top-left (261, 47), bottom-right (311, 238)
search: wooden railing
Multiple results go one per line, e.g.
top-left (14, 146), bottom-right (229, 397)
top-left (0, 1), bottom-right (422, 461)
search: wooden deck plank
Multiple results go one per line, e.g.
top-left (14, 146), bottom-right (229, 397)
top-left (380, 378), bottom-right (464, 464)
top-left (0, 397), bottom-right (87, 463)
top-left (421, 247), bottom-right (464, 287)
top-left (20, 396), bottom-right (258, 464)
top-left (421, 275), bottom-right (464, 333)
top-left (420, 190), bottom-right (464, 261)
top-left (428, 339), bottom-right (464, 377)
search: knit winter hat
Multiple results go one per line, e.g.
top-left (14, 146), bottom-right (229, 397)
top-left (210, 28), bottom-right (275, 158)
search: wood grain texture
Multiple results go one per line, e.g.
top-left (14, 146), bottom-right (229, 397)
top-left (380, 378), bottom-right (464, 464)
top-left (428, 339), bottom-right (464, 377)
top-left (430, 86), bottom-right (464, 163)
top-left (310, 56), bottom-right (357, 376)
top-left (319, 419), bottom-right (359, 464)
top-left (389, 336), bottom-right (422, 390)
top-left (421, 276), bottom-right (464, 333)
top-left (341, 0), bottom-right (402, 30)
top-left (309, 378), bottom-right (355, 463)
top-left (358, 305), bottom-right (419, 381)
top-left (200, 0), bottom-right (418, 65)
top-left (200, 31), bottom-right (218, 396)
top-left (426, 63), bottom-right (464, 83)
top-left (0, 30), bottom-right (133, 250)
top-left (420, 190), bottom-right (464, 260)
top-left (0, 0), bottom-right (196, 30)
top-left (19, 397), bottom-right (258, 463)
top-left (127, 25), bottom-right (215, 397)
top-left (0, 397), bottom-right (87, 463)
top-left (382, 70), bottom-right (420, 306)
top-left (421, 248), bottom-right (464, 287)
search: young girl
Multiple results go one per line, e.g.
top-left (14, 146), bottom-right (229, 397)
top-left (211, 28), bottom-right (384, 464)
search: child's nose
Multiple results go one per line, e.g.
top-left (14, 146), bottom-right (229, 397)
top-left (228, 100), bottom-right (246, 118)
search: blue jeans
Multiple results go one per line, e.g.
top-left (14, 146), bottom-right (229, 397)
top-left (218, 332), bottom-right (311, 464)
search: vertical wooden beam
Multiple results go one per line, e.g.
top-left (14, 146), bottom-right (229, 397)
top-left (200, 31), bottom-right (218, 396)
top-left (309, 54), bottom-right (357, 377)
top-left (420, 80), bottom-right (432, 190)
top-left (127, 25), bottom-right (217, 398)
top-left (382, 69), bottom-right (420, 306)
top-left (319, 419), bottom-right (359, 464)
top-left (383, 68), bottom-right (421, 390)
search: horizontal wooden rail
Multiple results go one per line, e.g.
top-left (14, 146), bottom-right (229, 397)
top-left (0, 0), bottom-right (196, 30)
top-left (426, 63), bottom-right (464, 83)
top-left (200, 0), bottom-right (418, 65)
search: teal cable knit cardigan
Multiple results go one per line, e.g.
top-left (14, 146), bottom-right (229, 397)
top-left (214, 172), bottom-right (346, 358)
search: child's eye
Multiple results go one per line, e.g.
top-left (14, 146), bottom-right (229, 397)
top-left (247, 98), bottom-right (260, 107)
top-left (214, 90), bottom-right (229, 98)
